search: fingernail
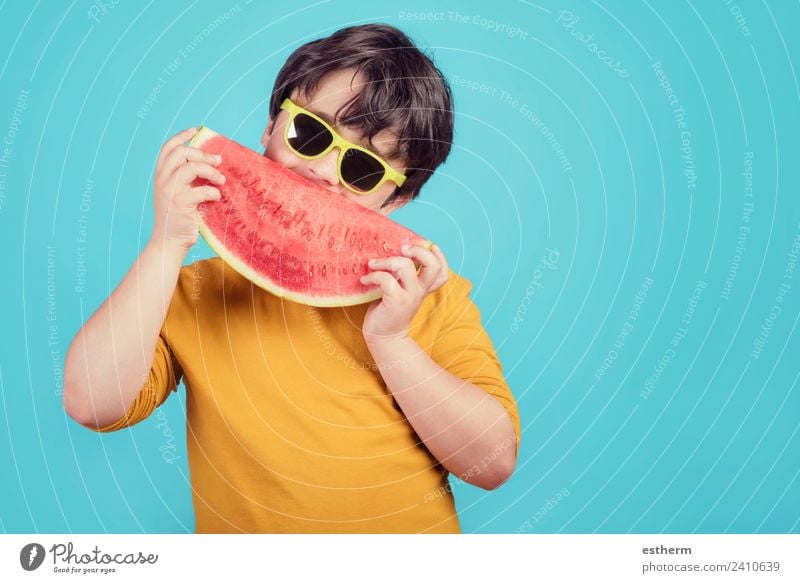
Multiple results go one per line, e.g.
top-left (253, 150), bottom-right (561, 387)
top-left (368, 259), bottom-right (377, 267)
top-left (401, 245), bottom-right (410, 254)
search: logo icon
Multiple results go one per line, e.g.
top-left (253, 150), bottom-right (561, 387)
top-left (20, 543), bottom-right (46, 571)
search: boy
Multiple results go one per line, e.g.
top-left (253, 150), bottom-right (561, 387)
top-left (63, 24), bottom-right (520, 533)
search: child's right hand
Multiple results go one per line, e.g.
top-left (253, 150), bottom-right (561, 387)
top-left (149, 127), bottom-right (226, 251)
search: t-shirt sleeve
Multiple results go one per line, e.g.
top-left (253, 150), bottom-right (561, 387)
top-left (91, 328), bottom-right (183, 433)
top-left (429, 273), bottom-right (522, 455)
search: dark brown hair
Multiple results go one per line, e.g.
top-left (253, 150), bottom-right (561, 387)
top-left (268, 24), bottom-right (454, 206)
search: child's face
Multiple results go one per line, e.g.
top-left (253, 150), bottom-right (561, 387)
top-left (261, 68), bottom-right (408, 216)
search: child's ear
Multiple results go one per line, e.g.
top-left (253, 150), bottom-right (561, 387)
top-left (261, 119), bottom-right (274, 150)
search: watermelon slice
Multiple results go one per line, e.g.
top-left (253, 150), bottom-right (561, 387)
top-left (189, 127), bottom-right (432, 307)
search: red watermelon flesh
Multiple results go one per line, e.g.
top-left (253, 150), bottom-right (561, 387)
top-left (189, 126), bottom-right (431, 307)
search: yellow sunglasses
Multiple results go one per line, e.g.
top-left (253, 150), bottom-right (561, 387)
top-left (279, 98), bottom-right (407, 195)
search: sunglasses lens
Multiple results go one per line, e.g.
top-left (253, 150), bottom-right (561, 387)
top-left (287, 113), bottom-right (333, 156)
top-left (341, 149), bottom-right (386, 192)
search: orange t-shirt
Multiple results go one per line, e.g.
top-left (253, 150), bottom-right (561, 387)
top-left (93, 257), bottom-right (521, 533)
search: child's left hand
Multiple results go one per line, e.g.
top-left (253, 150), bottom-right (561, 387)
top-left (361, 244), bottom-right (449, 345)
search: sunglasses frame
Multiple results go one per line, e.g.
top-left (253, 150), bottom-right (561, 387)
top-left (279, 98), bottom-right (407, 195)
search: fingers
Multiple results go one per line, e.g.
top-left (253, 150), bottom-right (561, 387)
top-left (367, 256), bottom-right (421, 294)
top-left (187, 185), bottom-right (221, 205)
top-left (173, 161), bottom-right (226, 186)
top-left (401, 244), bottom-right (442, 290)
top-left (366, 243), bottom-right (450, 298)
top-left (164, 143), bottom-right (222, 174)
top-left (427, 244), bottom-right (450, 292)
top-left (360, 270), bottom-right (402, 297)
top-left (158, 127), bottom-right (197, 168)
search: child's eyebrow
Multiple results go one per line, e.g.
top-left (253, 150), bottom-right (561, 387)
top-left (311, 107), bottom-right (336, 126)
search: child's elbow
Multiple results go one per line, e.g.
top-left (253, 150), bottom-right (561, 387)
top-left (62, 377), bottom-right (109, 432)
top-left (62, 382), bottom-right (95, 429)
top-left (484, 453), bottom-right (517, 490)
top-left (467, 452), bottom-right (517, 491)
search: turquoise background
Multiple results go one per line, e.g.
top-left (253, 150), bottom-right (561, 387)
top-left (1, 0), bottom-right (798, 533)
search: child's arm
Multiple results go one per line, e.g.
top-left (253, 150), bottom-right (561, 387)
top-left (362, 245), bottom-right (518, 490)
top-left (367, 335), bottom-right (517, 491)
top-left (63, 128), bottom-right (225, 430)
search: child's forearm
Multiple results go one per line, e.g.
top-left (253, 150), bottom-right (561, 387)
top-left (366, 336), bottom-right (517, 490)
top-left (63, 239), bottom-right (187, 429)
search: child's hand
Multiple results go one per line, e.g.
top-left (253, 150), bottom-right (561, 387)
top-left (149, 127), bottom-right (226, 251)
top-left (361, 244), bottom-right (449, 346)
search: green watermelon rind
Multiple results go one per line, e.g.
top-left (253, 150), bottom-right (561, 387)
top-left (189, 126), bottom-right (433, 308)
